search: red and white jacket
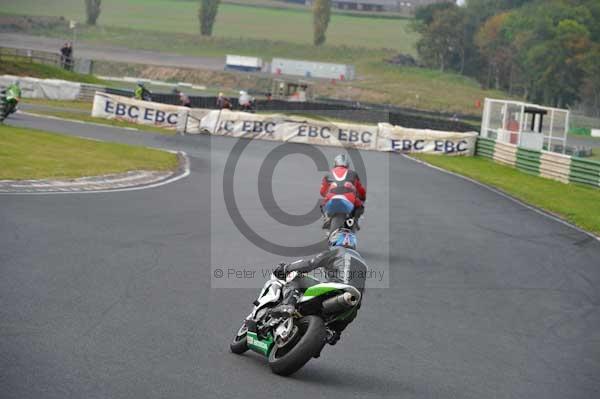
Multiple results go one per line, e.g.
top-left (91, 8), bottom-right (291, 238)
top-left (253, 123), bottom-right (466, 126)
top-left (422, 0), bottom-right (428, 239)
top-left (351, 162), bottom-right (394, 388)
top-left (320, 166), bottom-right (366, 207)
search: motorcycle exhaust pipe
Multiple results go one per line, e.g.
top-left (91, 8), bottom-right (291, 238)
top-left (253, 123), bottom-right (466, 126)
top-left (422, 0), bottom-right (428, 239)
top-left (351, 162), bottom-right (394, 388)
top-left (322, 292), bottom-right (359, 314)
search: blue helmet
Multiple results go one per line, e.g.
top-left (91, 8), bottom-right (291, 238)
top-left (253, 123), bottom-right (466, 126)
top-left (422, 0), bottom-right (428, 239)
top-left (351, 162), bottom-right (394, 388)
top-left (329, 229), bottom-right (357, 250)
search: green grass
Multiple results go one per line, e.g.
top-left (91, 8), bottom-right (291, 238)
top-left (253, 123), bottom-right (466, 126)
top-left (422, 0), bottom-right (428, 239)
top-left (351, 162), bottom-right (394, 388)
top-left (25, 109), bottom-right (176, 135)
top-left (222, 0), bottom-right (413, 18)
top-left (20, 98), bottom-right (175, 135)
top-left (0, 0), bottom-right (513, 114)
top-left (4, 22), bottom-right (501, 114)
top-left (0, 56), bottom-right (105, 84)
top-left (413, 154), bottom-right (600, 236)
top-left (0, 0), bottom-right (417, 53)
top-left (0, 124), bottom-right (178, 180)
top-left (23, 98), bottom-right (92, 111)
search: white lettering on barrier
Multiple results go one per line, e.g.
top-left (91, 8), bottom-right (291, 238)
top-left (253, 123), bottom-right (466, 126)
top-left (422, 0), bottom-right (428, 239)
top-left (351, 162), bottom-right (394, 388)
top-left (92, 92), bottom-right (187, 129)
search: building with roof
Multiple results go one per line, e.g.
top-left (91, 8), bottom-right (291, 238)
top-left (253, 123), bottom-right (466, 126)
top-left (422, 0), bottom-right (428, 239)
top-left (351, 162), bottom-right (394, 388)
top-left (304, 0), bottom-right (453, 13)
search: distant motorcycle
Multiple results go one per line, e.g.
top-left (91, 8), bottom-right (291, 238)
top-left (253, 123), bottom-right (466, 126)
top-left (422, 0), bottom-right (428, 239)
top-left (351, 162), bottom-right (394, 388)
top-left (238, 91), bottom-right (255, 113)
top-left (230, 270), bottom-right (361, 376)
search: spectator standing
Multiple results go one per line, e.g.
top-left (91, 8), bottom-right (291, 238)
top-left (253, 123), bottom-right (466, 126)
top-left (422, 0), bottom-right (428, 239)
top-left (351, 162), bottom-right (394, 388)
top-left (65, 42), bottom-right (74, 71)
top-left (60, 42), bottom-right (69, 69)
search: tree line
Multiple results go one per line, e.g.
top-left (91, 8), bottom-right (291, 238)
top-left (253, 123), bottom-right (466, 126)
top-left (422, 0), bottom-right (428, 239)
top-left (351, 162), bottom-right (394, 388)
top-left (413, 0), bottom-right (600, 111)
top-left (198, 0), bottom-right (332, 47)
top-left (84, 0), bottom-right (333, 47)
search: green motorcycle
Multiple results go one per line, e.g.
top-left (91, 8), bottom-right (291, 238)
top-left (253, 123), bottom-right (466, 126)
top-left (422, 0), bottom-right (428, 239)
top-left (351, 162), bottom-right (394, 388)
top-left (230, 271), bottom-right (361, 376)
top-left (0, 84), bottom-right (21, 123)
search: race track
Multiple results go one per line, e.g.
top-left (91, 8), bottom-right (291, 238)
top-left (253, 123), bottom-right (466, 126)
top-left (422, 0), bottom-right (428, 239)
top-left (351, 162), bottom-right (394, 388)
top-left (1, 113), bottom-right (600, 399)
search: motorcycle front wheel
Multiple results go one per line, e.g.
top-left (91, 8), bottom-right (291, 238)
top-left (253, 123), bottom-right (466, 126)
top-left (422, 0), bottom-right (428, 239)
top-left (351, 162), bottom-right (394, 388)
top-left (0, 102), bottom-right (6, 122)
top-left (268, 316), bottom-right (326, 376)
top-left (230, 322), bottom-right (249, 354)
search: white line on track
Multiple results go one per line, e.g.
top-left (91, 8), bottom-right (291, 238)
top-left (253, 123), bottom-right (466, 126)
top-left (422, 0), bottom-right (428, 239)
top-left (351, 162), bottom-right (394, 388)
top-left (19, 111), bottom-right (141, 131)
top-left (2, 111), bottom-right (190, 195)
top-left (403, 154), bottom-right (600, 242)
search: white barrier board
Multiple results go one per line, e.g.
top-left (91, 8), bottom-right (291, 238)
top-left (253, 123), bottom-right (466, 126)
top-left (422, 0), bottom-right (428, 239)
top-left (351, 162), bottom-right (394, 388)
top-left (376, 123), bottom-right (478, 156)
top-left (92, 92), bottom-right (186, 130)
top-left (92, 95), bottom-right (478, 156)
top-left (0, 75), bottom-right (81, 100)
top-left (198, 110), bottom-right (378, 150)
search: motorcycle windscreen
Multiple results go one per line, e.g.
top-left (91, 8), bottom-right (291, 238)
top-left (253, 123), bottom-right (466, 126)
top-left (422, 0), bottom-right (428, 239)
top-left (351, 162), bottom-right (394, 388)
top-left (324, 197), bottom-right (354, 216)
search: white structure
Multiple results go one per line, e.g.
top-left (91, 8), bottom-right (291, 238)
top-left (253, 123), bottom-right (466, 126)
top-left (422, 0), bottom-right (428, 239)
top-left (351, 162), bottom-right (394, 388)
top-left (305, 0), bottom-right (451, 13)
top-left (481, 98), bottom-right (569, 153)
top-left (225, 55), bottom-right (264, 72)
top-left (271, 58), bottom-right (355, 81)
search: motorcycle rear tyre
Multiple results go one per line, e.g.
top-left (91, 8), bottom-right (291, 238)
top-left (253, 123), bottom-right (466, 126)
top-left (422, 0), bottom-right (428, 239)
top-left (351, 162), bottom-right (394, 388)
top-left (268, 316), bottom-right (326, 376)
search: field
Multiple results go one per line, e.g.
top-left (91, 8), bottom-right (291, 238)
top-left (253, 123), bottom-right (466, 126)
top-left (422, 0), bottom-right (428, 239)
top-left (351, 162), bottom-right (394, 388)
top-left (414, 154), bottom-right (600, 236)
top-left (0, 0), bottom-right (513, 114)
top-left (0, 124), bottom-right (178, 180)
top-left (0, 0), bottom-right (418, 54)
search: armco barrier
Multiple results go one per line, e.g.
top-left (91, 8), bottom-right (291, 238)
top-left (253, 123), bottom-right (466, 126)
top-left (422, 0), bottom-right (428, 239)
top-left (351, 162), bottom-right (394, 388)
top-left (475, 137), bottom-right (495, 158)
top-left (516, 148), bottom-right (541, 176)
top-left (570, 158), bottom-right (600, 187)
top-left (476, 137), bottom-right (600, 188)
top-left (493, 141), bottom-right (517, 166)
top-left (540, 152), bottom-right (571, 183)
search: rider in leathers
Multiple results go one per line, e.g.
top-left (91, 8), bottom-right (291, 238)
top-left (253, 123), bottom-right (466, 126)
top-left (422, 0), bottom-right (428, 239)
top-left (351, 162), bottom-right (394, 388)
top-left (321, 154), bottom-right (366, 229)
top-left (271, 230), bottom-right (366, 344)
top-left (2, 81), bottom-right (22, 116)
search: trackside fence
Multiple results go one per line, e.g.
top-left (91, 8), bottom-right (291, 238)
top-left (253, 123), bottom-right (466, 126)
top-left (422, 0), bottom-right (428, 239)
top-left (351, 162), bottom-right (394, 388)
top-left (476, 138), bottom-right (600, 188)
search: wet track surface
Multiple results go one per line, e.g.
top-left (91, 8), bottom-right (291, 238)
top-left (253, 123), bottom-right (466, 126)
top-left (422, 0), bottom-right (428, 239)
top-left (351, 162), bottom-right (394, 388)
top-left (1, 113), bottom-right (600, 398)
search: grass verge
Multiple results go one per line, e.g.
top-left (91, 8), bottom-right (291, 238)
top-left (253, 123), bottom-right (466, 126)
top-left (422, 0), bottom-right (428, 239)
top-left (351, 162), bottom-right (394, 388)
top-left (0, 56), bottom-right (106, 84)
top-left (23, 109), bottom-right (176, 136)
top-left (0, 124), bottom-right (178, 180)
top-left (0, 11), bottom-right (510, 114)
top-left (23, 98), bottom-right (92, 112)
top-left (412, 154), bottom-right (600, 236)
top-left (0, 1), bottom-right (417, 52)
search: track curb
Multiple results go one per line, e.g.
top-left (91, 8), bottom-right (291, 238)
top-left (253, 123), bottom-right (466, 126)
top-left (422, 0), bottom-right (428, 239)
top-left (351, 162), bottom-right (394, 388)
top-left (0, 151), bottom-right (190, 195)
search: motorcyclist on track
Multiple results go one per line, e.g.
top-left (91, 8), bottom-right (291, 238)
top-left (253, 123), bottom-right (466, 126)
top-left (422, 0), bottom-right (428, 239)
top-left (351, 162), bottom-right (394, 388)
top-left (270, 229), bottom-right (366, 345)
top-left (134, 82), bottom-right (152, 101)
top-left (238, 90), bottom-right (254, 112)
top-left (320, 154), bottom-right (366, 230)
top-left (1, 81), bottom-right (22, 117)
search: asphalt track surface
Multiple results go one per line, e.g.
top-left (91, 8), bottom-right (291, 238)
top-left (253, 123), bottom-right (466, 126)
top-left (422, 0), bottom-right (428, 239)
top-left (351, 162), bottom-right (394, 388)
top-left (1, 113), bottom-right (600, 399)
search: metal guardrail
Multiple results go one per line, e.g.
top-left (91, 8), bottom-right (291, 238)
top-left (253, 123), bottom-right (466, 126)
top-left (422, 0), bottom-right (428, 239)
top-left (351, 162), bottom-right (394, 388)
top-left (0, 46), bottom-right (75, 71)
top-left (476, 137), bottom-right (600, 188)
